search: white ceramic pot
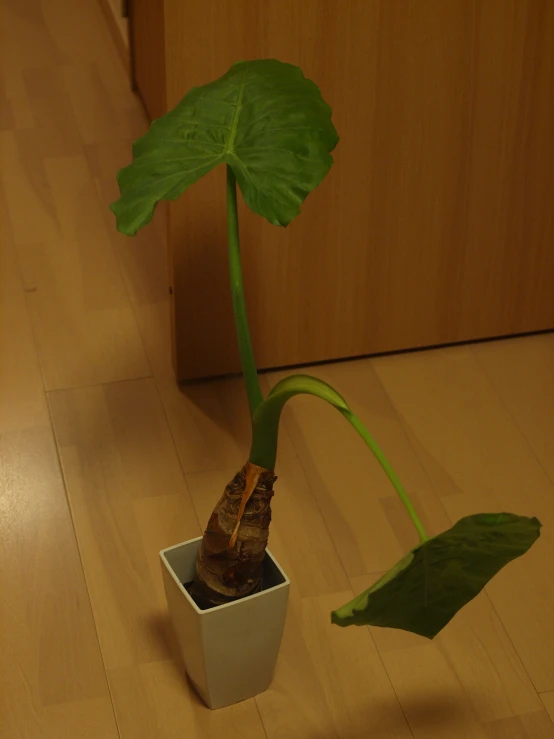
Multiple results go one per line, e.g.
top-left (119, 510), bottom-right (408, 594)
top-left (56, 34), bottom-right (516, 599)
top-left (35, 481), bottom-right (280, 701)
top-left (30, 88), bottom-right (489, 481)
top-left (160, 537), bottom-right (290, 709)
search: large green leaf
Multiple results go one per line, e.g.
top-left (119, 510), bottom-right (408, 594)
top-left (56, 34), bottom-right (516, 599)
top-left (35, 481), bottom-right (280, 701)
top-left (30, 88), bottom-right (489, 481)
top-left (110, 59), bottom-right (338, 235)
top-left (332, 513), bottom-right (541, 638)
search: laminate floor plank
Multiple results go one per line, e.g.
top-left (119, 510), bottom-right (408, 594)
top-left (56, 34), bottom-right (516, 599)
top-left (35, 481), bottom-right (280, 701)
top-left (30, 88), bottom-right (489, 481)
top-left (0, 218), bottom-right (118, 739)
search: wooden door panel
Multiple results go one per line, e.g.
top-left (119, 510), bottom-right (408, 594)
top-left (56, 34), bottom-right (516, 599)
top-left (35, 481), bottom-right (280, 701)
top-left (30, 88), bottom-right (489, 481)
top-left (156, 0), bottom-right (554, 379)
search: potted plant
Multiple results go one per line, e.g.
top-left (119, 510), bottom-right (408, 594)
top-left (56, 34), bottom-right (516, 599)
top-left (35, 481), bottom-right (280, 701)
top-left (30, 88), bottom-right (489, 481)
top-left (111, 59), bottom-right (541, 710)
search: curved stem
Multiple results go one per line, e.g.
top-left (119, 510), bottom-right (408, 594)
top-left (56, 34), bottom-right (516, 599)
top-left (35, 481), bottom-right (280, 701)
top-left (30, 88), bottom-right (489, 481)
top-left (249, 374), bottom-right (428, 543)
top-left (226, 165), bottom-right (264, 416)
top-left (342, 410), bottom-right (428, 543)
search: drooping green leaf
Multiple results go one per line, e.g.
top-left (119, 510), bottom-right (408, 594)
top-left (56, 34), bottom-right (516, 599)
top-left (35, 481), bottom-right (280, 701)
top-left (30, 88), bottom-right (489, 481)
top-left (110, 59), bottom-right (339, 235)
top-left (331, 513), bottom-right (541, 638)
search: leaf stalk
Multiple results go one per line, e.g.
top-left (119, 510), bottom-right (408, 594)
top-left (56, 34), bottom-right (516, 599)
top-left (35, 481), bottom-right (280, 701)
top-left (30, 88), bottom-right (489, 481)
top-left (249, 374), bottom-right (428, 543)
top-left (226, 165), bottom-right (264, 416)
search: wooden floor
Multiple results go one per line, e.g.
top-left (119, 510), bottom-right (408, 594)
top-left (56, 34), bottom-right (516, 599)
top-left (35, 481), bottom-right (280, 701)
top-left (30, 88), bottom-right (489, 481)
top-left (1, 1), bottom-right (554, 737)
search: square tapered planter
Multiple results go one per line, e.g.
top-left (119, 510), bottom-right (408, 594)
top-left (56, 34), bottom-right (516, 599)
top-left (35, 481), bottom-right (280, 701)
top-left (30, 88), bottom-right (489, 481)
top-left (160, 537), bottom-right (290, 709)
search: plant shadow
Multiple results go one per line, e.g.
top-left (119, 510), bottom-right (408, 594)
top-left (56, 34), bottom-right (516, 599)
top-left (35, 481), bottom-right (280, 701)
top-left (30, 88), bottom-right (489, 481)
top-left (397, 690), bottom-right (473, 736)
top-left (325, 690), bottom-right (470, 739)
top-left (145, 615), bottom-right (472, 733)
top-left (175, 372), bottom-right (252, 451)
top-left (147, 611), bottom-right (179, 661)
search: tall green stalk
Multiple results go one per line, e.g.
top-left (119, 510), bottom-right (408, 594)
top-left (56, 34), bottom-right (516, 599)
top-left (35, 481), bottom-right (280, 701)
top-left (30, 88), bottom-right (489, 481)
top-left (226, 165), bottom-right (264, 416)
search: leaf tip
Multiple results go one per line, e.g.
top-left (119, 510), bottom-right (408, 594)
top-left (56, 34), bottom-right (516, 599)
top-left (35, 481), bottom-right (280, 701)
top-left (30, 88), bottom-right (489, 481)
top-left (109, 197), bottom-right (144, 237)
top-left (330, 610), bottom-right (348, 627)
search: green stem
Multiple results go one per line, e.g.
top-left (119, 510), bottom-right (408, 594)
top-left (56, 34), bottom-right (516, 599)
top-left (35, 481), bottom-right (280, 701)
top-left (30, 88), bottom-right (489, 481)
top-left (249, 374), bottom-right (428, 543)
top-left (226, 165), bottom-right (264, 416)
top-left (343, 410), bottom-right (428, 543)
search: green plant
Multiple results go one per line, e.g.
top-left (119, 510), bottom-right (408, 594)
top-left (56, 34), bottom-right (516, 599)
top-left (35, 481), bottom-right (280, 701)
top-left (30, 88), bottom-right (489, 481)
top-left (111, 59), bottom-right (540, 637)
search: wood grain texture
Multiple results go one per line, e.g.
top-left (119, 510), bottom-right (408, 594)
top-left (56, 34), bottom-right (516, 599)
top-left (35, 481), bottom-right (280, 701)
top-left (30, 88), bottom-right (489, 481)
top-left (158, 0), bottom-right (554, 379)
top-left (97, 0), bottom-right (129, 72)
top-left (0, 428), bottom-right (115, 708)
top-left (474, 334), bottom-right (554, 483)
top-left (0, 129), bottom-right (62, 244)
top-left (40, 0), bottom-right (137, 126)
top-left (108, 663), bottom-right (266, 739)
top-left (13, 154), bottom-right (150, 389)
top-left (0, 201), bottom-right (49, 432)
top-left (1, 2), bottom-right (150, 393)
top-left (255, 590), bottom-right (413, 739)
top-left (61, 63), bottom-right (130, 145)
top-left (48, 379), bottom-right (200, 669)
top-left (0, 223), bottom-right (118, 738)
top-left (483, 712), bottom-right (554, 739)
top-left (543, 691), bottom-right (554, 723)
top-left (21, 66), bottom-right (83, 155)
top-left (0, 81), bottom-right (15, 129)
top-left (0, 71), bottom-right (34, 129)
top-left (0, 0), bottom-right (61, 73)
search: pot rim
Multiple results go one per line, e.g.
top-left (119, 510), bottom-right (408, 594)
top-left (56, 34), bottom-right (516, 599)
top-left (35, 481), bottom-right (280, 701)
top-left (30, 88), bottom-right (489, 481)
top-left (160, 536), bottom-right (290, 616)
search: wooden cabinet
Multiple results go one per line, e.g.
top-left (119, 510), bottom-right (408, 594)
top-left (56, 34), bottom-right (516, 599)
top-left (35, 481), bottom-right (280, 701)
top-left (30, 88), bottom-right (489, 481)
top-left (130, 0), bottom-right (554, 380)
